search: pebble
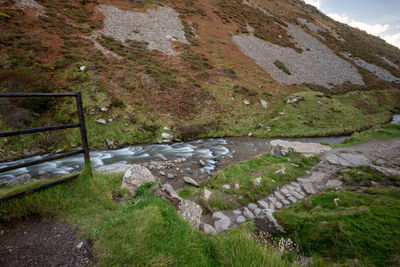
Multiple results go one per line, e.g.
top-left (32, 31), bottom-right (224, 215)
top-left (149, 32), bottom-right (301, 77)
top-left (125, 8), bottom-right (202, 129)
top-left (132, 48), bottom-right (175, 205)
top-left (222, 184), bottom-right (230, 190)
top-left (247, 203), bottom-right (258, 210)
top-left (167, 173), bottom-right (175, 179)
top-left (183, 176), bottom-right (199, 187)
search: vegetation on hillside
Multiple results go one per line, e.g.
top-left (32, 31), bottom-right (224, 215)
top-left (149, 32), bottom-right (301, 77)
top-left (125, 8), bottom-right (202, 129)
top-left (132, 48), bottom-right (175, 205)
top-left (0, 0), bottom-right (399, 161)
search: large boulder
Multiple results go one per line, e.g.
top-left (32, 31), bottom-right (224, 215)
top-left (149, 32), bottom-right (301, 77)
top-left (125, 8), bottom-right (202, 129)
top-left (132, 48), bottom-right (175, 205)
top-left (179, 200), bottom-right (202, 229)
top-left (326, 153), bottom-right (370, 167)
top-left (121, 165), bottom-right (156, 195)
top-left (269, 140), bottom-right (331, 156)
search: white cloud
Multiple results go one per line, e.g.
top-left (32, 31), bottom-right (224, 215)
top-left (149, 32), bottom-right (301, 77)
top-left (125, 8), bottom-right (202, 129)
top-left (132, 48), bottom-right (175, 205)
top-left (303, 0), bottom-right (323, 9)
top-left (383, 32), bottom-right (400, 48)
top-left (328, 13), bottom-right (391, 35)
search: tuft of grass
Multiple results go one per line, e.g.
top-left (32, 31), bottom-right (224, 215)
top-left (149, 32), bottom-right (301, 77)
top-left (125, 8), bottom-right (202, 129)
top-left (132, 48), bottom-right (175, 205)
top-left (0, 170), bottom-right (296, 266)
top-left (274, 60), bottom-right (291, 75)
top-left (182, 153), bottom-right (319, 211)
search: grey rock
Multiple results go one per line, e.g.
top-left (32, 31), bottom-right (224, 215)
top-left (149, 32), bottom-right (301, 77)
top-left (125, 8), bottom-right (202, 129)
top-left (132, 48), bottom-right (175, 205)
top-left (254, 208), bottom-right (262, 216)
top-left (254, 209), bottom-right (285, 234)
top-left (248, 203), bottom-right (258, 210)
top-left (302, 183), bottom-right (316, 195)
top-left (275, 201), bottom-right (283, 209)
top-left (254, 177), bottom-right (262, 186)
top-left (9, 173), bottom-right (31, 185)
top-left (288, 196), bottom-right (297, 203)
top-left (326, 153), bottom-right (371, 167)
top-left (233, 210), bottom-right (242, 215)
top-left (94, 119), bottom-right (106, 125)
top-left (105, 138), bottom-right (116, 149)
top-left (236, 216), bottom-right (246, 224)
top-left (121, 165), bottom-right (155, 195)
top-left (274, 191), bottom-right (285, 200)
top-left (269, 140), bottom-right (331, 156)
top-left (257, 200), bottom-right (269, 209)
top-left (159, 171), bottom-right (166, 176)
top-left (203, 189), bottom-right (212, 200)
top-left (38, 170), bottom-right (46, 176)
top-left (162, 183), bottom-right (182, 202)
top-left (369, 165), bottom-right (400, 177)
top-left (222, 184), bottom-right (230, 190)
top-left (326, 179), bottom-right (343, 188)
top-left (179, 200), bottom-right (202, 229)
top-left (183, 176), bottom-right (199, 187)
top-left (200, 223), bottom-right (216, 235)
top-left (260, 99), bottom-right (268, 109)
top-left (291, 191), bottom-right (304, 199)
top-left (243, 207), bottom-right (255, 218)
top-left (167, 173), bottom-right (175, 179)
top-left (199, 159), bottom-right (206, 166)
top-left (213, 212), bottom-right (231, 232)
top-left (161, 132), bottom-right (174, 141)
top-left (280, 188), bottom-right (290, 196)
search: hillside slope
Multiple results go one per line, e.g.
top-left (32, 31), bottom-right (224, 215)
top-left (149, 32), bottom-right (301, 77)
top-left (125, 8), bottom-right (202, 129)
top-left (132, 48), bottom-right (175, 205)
top-left (0, 0), bottom-right (399, 158)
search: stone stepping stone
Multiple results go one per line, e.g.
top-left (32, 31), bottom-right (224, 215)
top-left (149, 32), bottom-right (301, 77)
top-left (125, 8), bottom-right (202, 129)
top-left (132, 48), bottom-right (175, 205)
top-left (248, 203), bottom-right (258, 210)
top-left (257, 200), bottom-right (269, 209)
top-left (233, 210), bottom-right (242, 215)
top-left (236, 216), bottom-right (246, 224)
top-left (243, 207), bottom-right (255, 218)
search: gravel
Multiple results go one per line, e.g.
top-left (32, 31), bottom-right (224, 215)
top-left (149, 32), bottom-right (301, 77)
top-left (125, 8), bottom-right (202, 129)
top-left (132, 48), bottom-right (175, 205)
top-left (380, 56), bottom-right (400, 70)
top-left (97, 5), bottom-right (188, 55)
top-left (342, 53), bottom-right (400, 83)
top-left (233, 23), bottom-right (364, 87)
top-left (14, 0), bottom-right (43, 9)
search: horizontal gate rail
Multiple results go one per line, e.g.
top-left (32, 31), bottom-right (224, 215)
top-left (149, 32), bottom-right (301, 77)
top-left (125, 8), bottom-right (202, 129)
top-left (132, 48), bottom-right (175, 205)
top-left (0, 149), bottom-right (84, 174)
top-left (0, 91), bottom-right (91, 202)
top-left (0, 174), bottom-right (80, 202)
top-left (0, 92), bottom-right (78, 97)
top-left (0, 123), bottom-right (80, 138)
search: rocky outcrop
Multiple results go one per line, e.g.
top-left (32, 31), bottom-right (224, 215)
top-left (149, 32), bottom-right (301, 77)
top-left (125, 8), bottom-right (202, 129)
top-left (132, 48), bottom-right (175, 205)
top-left (121, 165), bottom-right (156, 195)
top-left (269, 140), bottom-right (331, 156)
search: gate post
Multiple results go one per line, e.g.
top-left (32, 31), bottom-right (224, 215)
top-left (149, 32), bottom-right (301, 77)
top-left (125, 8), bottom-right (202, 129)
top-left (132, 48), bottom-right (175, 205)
top-left (75, 91), bottom-right (91, 173)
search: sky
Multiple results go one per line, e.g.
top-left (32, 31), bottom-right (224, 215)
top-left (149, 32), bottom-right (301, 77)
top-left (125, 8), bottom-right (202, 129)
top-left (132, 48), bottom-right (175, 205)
top-left (303, 0), bottom-right (400, 48)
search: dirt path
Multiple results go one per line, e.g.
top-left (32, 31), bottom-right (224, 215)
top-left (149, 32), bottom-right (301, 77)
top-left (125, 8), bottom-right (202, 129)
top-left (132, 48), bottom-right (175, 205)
top-left (0, 217), bottom-right (92, 267)
top-left (207, 138), bottom-right (400, 232)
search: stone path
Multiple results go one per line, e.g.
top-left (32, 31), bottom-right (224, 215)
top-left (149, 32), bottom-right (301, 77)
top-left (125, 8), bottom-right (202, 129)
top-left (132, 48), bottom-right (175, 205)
top-left (208, 139), bottom-right (400, 232)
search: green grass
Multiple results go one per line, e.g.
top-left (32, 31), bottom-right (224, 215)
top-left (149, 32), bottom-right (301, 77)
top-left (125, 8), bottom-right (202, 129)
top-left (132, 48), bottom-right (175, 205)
top-left (338, 165), bottom-right (400, 186)
top-left (335, 123), bottom-right (400, 147)
top-left (265, 90), bottom-right (400, 138)
top-left (0, 170), bottom-right (296, 266)
top-left (274, 167), bottom-right (400, 266)
top-left (179, 153), bottom-right (319, 211)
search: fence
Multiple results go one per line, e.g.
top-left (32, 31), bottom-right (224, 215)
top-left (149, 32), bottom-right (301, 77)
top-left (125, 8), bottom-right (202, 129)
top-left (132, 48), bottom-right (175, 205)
top-left (0, 92), bottom-right (91, 201)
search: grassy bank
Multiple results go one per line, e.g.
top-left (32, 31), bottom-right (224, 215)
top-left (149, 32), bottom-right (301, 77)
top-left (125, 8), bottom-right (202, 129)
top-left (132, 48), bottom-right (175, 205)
top-left (334, 123), bottom-right (400, 147)
top-left (274, 166), bottom-right (400, 266)
top-left (179, 153), bottom-right (319, 211)
top-left (263, 90), bottom-right (400, 138)
top-left (0, 170), bottom-right (295, 266)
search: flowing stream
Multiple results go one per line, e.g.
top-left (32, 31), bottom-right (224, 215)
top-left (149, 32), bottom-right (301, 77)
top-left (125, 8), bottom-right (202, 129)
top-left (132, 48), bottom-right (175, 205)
top-left (0, 136), bottom-right (346, 183)
top-left (1, 114), bottom-right (398, 184)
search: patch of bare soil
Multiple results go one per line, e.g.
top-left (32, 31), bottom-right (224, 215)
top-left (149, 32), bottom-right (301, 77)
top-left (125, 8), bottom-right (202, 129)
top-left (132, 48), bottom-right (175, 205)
top-left (0, 217), bottom-right (92, 267)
